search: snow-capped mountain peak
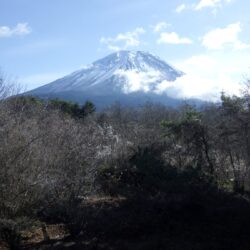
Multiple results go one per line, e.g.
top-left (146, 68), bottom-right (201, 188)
top-left (93, 50), bottom-right (182, 74)
top-left (25, 51), bottom-right (186, 107)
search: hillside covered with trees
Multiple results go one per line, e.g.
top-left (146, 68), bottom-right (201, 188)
top-left (0, 75), bottom-right (250, 249)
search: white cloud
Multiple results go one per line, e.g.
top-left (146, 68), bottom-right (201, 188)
top-left (157, 32), bottom-right (193, 44)
top-left (154, 80), bottom-right (174, 94)
top-left (175, 4), bottom-right (187, 13)
top-left (176, 0), bottom-right (233, 13)
top-left (0, 23), bottom-right (32, 38)
top-left (115, 69), bottom-right (162, 93)
top-left (100, 28), bottom-right (146, 51)
top-left (194, 0), bottom-right (232, 10)
top-left (110, 52), bottom-right (246, 101)
top-left (113, 54), bottom-right (243, 101)
top-left (152, 22), bottom-right (170, 33)
top-left (202, 22), bottom-right (250, 50)
top-left (162, 53), bottom-right (246, 101)
top-left (160, 74), bottom-right (239, 101)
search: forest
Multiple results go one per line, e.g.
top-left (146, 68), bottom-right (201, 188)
top-left (0, 75), bottom-right (250, 249)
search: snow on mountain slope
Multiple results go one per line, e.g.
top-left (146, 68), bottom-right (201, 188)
top-left (27, 51), bottom-right (184, 96)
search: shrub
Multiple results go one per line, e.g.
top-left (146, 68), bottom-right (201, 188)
top-left (0, 219), bottom-right (20, 249)
top-left (97, 143), bottom-right (179, 197)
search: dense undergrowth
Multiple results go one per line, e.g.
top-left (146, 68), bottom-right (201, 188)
top-left (0, 77), bottom-right (250, 249)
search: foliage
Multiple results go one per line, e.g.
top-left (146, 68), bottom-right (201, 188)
top-left (161, 108), bottom-right (215, 178)
top-left (48, 98), bottom-right (96, 118)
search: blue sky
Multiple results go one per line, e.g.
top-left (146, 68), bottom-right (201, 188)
top-left (1, 0), bottom-right (250, 100)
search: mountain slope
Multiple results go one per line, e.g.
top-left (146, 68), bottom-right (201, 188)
top-left (25, 51), bottom-right (187, 107)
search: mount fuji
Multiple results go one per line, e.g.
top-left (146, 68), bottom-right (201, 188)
top-left (25, 51), bottom-right (194, 108)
